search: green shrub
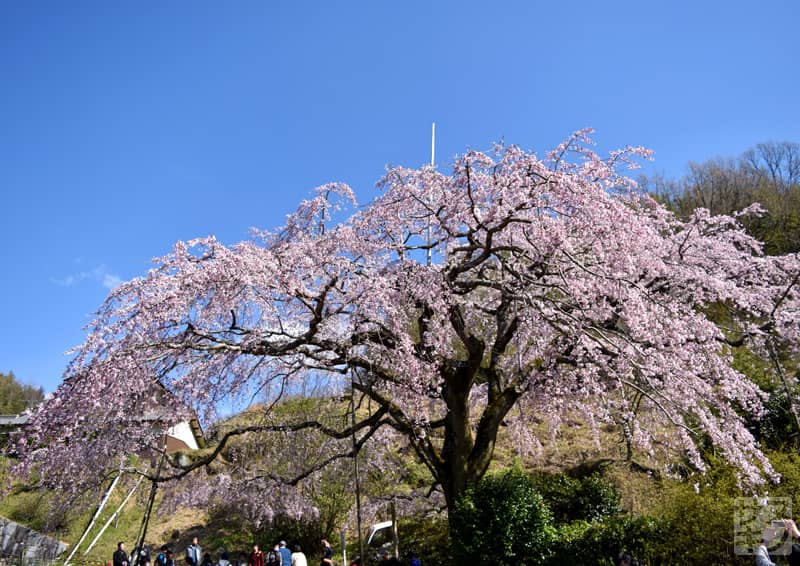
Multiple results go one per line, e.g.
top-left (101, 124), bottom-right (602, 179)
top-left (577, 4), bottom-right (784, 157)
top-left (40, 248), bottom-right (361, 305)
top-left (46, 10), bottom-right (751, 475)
top-left (204, 509), bottom-right (325, 561)
top-left (396, 517), bottom-right (450, 566)
top-left (645, 466), bottom-right (752, 566)
top-left (450, 466), bottom-right (554, 566)
top-left (531, 472), bottom-right (621, 524)
top-left (548, 515), bottom-right (665, 566)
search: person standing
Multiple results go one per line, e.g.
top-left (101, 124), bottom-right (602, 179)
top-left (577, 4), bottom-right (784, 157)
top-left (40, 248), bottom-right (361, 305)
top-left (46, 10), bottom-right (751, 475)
top-left (278, 542), bottom-right (291, 566)
top-left (378, 550), bottom-right (400, 566)
top-left (155, 547), bottom-right (168, 566)
top-left (756, 541), bottom-right (778, 566)
top-left (266, 545), bottom-right (281, 566)
top-left (250, 544), bottom-right (265, 566)
top-left (319, 540), bottom-right (332, 566)
top-left (780, 518), bottom-right (800, 566)
top-left (290, 545), bottom-right (307, 566)
top-left (138, 545), bottom-right (152, 566)
top-left (113, 542), bottom-right (129, 566)
top-left (186, 537), bottom-right (202, 566)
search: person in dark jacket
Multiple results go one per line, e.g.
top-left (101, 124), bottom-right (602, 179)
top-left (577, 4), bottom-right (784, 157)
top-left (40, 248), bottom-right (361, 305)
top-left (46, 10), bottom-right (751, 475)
top-left (320, 540), bottom-right (333, 566)
top-left (133, 545), bottom-right (151, 566)
top-left (266, 545), bottom-right (281, 566)
top-left (377, 549), bottom-right (400, 566)
top-left (113, 542), bottom-right (129, 566)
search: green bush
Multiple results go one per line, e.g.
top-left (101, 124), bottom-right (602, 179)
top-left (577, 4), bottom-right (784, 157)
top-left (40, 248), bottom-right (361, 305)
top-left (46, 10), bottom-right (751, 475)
top-left (644, 465), bottom-right (753, 566)
top-left (531, 472), bottom-right (621, 524)
top-left (396, 517), bottom-right (450, 566)
top-left (450, 466), bottom-right (554, 566)
top-left (765, 450), bottom-right (800, 510)
top-left (751, 391), bottom-right (800, 449)
top-left (548, 515), bottom-right (665, 566)
top-left (203, 508), bottom-right (325, 561)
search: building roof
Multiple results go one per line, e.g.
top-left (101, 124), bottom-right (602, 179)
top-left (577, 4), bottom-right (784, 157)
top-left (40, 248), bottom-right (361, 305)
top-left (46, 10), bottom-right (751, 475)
top-left (0, 414), bottom-right (29, 426)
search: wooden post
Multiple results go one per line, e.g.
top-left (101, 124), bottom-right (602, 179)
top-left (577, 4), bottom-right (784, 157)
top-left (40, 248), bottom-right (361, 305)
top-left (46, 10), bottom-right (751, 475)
top-left (390, 501), bottom-right (399, 560)
top-left (350, 382), bottom-right (365, 566)
top-left (132, 451), bottom-right (166, 566)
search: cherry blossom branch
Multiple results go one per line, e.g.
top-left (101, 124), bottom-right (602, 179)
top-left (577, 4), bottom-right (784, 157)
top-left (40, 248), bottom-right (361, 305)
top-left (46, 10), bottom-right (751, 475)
top-left (131, 405), bottom-right (390, 483)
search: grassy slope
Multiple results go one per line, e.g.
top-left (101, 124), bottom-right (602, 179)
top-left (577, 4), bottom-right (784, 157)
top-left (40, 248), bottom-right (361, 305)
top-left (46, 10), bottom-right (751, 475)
top-left (0, 457), bottom-right (208, 563)
top-left (0, 410), bottom-right (664, 562)
top-left (1, 396), bottom-right (785, 564)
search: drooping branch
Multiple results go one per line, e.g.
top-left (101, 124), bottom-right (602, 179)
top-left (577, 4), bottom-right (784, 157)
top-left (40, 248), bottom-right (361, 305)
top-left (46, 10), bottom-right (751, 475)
top-left (136, 404), bottom-right (390, 483)
top-left (351, 379), bottom-right (445, 483)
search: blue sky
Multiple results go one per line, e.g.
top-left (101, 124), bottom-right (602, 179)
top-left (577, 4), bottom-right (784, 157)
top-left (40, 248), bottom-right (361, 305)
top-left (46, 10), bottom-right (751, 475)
top-left (1, 1), bottom-right (798, 394)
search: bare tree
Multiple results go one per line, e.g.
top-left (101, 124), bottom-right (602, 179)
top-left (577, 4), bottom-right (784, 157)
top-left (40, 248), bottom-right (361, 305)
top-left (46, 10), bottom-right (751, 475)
top-left (742, 141), bottom-right (800, 191)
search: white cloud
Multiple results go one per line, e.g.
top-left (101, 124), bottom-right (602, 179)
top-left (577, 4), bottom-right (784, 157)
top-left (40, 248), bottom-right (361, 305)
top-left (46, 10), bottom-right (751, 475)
top-left (102, 273), bottom-right (122, 289)
top-left (52, 265), bottom-right (122, 290)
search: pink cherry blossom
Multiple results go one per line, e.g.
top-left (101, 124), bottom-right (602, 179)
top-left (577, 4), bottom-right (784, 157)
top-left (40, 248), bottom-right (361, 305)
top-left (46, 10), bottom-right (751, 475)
top-left (10, 131), bottom-right (800, 524)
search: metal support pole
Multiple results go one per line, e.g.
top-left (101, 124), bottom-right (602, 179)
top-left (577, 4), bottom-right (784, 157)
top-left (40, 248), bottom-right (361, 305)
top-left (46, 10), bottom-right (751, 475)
top-left (83, 475), bottom-right (144, 556)
top-left (64, 472), bottom-right (121, 565)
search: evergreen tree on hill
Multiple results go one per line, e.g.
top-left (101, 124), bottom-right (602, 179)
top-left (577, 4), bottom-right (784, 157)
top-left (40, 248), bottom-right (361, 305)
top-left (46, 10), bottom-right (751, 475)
top-left (0, 371), bottom-right (44, 414)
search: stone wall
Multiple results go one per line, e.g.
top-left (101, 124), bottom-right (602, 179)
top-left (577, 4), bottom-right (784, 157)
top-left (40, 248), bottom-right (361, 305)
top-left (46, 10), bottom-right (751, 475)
top-left (0, 516), bottom-right (67, 563)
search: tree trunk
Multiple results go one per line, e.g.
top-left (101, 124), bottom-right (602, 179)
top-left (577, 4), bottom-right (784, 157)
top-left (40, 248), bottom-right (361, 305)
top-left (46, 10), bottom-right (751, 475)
top-left (439, 375), bottom-right (475, 513)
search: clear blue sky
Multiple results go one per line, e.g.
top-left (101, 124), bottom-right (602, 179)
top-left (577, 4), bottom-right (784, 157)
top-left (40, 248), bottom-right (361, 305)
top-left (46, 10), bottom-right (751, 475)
top-left (1, 1), bottom-right (798, 394)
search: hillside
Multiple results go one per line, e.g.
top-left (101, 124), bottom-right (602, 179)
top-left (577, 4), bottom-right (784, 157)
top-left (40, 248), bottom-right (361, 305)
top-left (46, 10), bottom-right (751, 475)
top-left (2, 397), bottom-right (788, 566)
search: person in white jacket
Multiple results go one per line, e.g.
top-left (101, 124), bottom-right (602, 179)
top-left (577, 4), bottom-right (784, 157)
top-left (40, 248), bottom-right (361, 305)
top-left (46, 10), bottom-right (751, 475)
top-left (755, 541), bottom-right (777, 566)
top-left (290, 545), bottom-right (308, 566)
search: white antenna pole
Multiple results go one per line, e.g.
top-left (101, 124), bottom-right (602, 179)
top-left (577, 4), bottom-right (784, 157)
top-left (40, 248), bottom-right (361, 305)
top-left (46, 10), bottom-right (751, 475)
top-left (431, 122), bottom-right (436, 167)
top-left (426, 122), bottom-right (436, 266)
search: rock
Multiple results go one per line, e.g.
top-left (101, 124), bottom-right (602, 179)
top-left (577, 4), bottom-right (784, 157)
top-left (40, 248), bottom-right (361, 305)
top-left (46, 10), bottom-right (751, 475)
top-left (0, 516), bottom-right (67, 562)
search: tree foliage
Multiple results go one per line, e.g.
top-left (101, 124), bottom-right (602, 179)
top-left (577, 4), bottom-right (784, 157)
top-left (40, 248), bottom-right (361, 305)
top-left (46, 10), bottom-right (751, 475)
top-left (0, 371), bottom-right (44, 414)
top-left (643, 141), bottom-right (800, 450)
top-left (548, 515), bottom-right (664, 566)
top-left (12, 131), bottom-right (800, 532)
top-left (643, 141), bottom-right (800, 255)
top-left (530, 472), bottom-right (621, 525)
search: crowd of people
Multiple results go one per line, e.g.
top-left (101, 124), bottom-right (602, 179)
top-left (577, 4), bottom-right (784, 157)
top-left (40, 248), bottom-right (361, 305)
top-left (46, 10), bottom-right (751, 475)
top-left (111, 536), bottom-right (413, 566)
top-left (107, 519), bottom-right (800, 566)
